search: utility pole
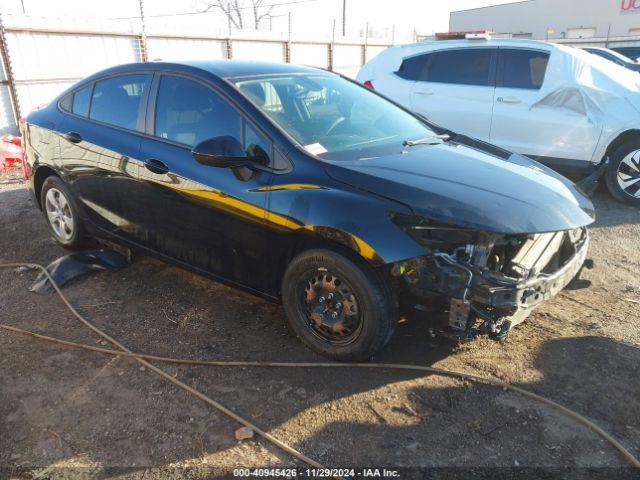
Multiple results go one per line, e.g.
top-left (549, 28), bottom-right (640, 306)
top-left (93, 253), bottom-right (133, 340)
top-left (341, 0), bottom-right (346, 37)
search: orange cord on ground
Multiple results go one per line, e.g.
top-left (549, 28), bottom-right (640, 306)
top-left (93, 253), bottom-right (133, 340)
top-left (1, 262), bottom-right (639, 470)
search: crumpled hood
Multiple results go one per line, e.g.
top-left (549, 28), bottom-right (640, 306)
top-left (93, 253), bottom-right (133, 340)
top-left (324, 142), bottom-right (595, 234)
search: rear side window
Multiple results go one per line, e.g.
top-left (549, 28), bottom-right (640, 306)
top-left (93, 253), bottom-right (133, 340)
top-left (72, 85), bottom-right (92, 117)
top-left (500, 49), bottom-right (550, 90)
top-left (154, 75), bottom-right (242, 147)
top-left (426, 49), bottom-right (493, 86)
top-left (89, 74), bottom-right (150, 130)
top-left (395, 54), bottom-right (429, 80)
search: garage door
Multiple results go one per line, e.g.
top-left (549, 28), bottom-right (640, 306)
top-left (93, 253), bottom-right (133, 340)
top-left (567, 27), bottom-right (596, 39)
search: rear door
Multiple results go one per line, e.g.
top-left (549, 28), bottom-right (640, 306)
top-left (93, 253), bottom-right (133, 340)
top-left (409, 47), bottom-right (497, 140)
top-left (58, 73), bottom-right (151, 236)
top-left (490, 48), bottom-right (601, 161)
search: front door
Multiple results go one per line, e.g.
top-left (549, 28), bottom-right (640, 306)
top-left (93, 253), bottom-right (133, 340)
top-left (490, 48), bottom-right (602, 161)
top-left (135, 74), bottom-right (274, 293)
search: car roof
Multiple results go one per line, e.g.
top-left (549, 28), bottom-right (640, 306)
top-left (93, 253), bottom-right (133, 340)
top-left (83, 59), bottom-right (325, 82)
top-left (398, 38), bottom-right (554, 51)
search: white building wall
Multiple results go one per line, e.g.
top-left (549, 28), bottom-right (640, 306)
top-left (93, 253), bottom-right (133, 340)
top-left (450, 0), bottom-right (640, 40)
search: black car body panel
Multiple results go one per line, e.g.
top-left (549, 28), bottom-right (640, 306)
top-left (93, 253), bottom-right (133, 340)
top-left (324, 142), bottom-right (595, 234)
top-left (24, 60), bottom-right (595, 340)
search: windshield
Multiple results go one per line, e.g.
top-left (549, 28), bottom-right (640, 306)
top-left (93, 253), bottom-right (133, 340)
top-left (602, 49), bottom-right (636, 63)
top-left (587, 48), bottom-right (635, 64)
top-left (232, 74), bottom-right (435, 157)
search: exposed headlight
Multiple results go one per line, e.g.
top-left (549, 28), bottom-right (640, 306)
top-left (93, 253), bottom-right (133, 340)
top-left (391, 213), bottom-right (478, 254)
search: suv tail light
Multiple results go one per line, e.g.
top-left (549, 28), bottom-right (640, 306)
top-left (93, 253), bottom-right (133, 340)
top-left (363, 80), bottom-right (375, 90)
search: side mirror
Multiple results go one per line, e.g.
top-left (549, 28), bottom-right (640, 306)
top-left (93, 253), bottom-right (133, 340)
top-left (192, 136), bottom-right (249, 168)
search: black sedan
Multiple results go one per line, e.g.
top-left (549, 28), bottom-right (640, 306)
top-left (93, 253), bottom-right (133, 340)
top-left (24, 60), bottom-right (594, 361)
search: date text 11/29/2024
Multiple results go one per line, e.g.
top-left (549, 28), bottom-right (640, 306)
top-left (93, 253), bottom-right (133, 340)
top-left (233, 468), bottom-right (400, 477)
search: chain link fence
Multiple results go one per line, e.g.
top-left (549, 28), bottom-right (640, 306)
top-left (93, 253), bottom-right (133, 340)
top-left (0, 14), bottom-right (392, 135)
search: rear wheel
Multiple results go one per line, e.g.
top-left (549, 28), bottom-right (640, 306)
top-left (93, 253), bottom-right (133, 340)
top-left (282, 249), bottom-right (397, 362)
top-left (605, 139), bottom-right (640, 205)
top-left (40, 175), bottom-right (86, 249)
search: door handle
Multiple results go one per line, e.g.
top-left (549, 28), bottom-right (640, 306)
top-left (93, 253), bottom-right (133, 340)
top-left (497, 96), bottom-right (521, 104)
top-left (143, 158), bottom-right (169, 175)
top-left (64, 131), bottom-right (82, 143)
top-left (415, 89), bottom-right (435, 96)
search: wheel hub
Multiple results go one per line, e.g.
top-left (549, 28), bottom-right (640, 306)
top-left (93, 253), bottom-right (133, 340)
top-left (303, 272), bottom-right (359, 340)
top-left (617, 150), bottom-right (640, 198)
top-left (45, 188), bottom-right (74, 241)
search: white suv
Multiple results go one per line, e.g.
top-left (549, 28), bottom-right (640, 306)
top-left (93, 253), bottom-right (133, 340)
top-left (357, 38), bottom-right (640, 204)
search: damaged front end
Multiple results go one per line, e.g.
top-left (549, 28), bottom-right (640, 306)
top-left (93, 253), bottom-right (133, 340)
top-left (390, 214), bottom-right (590, 341)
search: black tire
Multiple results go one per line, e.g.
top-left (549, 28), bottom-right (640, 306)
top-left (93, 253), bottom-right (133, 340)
top-left (282, 249), bottom-right (397, 362)
top-left (605, 138), bottom-right (640, 205)
top-left (40, 175), bottom-right (86, 249)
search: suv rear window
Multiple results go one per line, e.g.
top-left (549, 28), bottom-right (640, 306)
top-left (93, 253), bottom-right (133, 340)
top-left (395, 54), bottom-right (429, 80)
top-left (500, 49), bottom-right (549, 90)
top-left (426, 49), bottom-right (493, 86)
top-left (89, 74), bottom-right (150, 131)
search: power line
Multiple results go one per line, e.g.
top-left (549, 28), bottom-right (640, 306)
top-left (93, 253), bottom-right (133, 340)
top-left (110, 0), bottom-right (317, 20)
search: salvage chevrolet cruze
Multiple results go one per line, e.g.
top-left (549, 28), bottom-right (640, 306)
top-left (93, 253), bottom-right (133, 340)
top-left (24, 60), bottom-right (595, 361)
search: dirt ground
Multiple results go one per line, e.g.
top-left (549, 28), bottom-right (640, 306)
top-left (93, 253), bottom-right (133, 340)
top-left (1, 171), bottom-right (639, 479)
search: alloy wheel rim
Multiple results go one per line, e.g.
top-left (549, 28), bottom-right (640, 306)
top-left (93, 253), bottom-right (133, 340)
top-left (45, 188), bottom-right (74, 241)
top-left (301, 270), bottom-right (362, 345)
top-left (617, 150), bottom-right (640, 198)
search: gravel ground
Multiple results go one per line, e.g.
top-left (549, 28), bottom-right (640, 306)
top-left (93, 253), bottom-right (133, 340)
top-left (0, 172), bottom-right (639, 479)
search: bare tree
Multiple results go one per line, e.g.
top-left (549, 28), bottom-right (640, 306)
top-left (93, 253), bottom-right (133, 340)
top-left (201, 0), bottom-right (276, 30)
top-left (251, 0), bottom-right (276, 30)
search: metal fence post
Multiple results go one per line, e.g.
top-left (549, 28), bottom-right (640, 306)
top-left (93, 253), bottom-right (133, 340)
top-left (362, 21), bottom-right (368, 65)
top-left (225, 38), bottom-right (233, 59)
top-left (284, 42), bottom-right (291, 63)
top-left (285, 11), bottom-right (291, 63)
top-left (138, 0), bottom-right (148, 62)
top-left (0, 13), bottom-right (20, 126)
top-left (328, 18), bottom-right (335, 71)
top-left (138, 34), bottom-right (148, 62)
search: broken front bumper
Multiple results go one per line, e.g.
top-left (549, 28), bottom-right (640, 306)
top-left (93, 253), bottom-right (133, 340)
top-left (396, 230), bottom-right (590, 339)
top-left (470, 233), bottom-right (589, 311)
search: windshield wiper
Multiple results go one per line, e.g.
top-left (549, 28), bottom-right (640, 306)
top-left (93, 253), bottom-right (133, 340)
top-left (402, 134), bottom-right (450, 147)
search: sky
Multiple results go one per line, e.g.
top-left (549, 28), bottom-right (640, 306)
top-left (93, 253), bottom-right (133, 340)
top-left (0, 0), bottom-right (520, 42)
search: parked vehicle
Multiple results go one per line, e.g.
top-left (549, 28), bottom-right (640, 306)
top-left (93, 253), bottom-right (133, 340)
top-left (357, 38), bottom-right (640, 204)
top-left (582, 47), bottom-right (640, 72)
top-left (24, 61), bottom-right (594, 361)
top-left (611, 46), bottom-right (640, 62)
top-left (0, 134), bottom-right (23, 172)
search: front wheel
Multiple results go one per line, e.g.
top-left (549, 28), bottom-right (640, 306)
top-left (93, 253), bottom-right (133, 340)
top-left (605, 139), bottom-right (640, 205)
top-left (282, 249), bottom-right (397, 362)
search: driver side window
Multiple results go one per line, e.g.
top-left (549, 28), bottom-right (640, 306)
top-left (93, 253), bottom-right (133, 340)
top-left (154, 75), bottom-right (271, 162)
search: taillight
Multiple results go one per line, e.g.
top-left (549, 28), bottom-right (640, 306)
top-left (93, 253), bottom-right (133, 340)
top-left (363, 80), bottom-right (374, 90)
